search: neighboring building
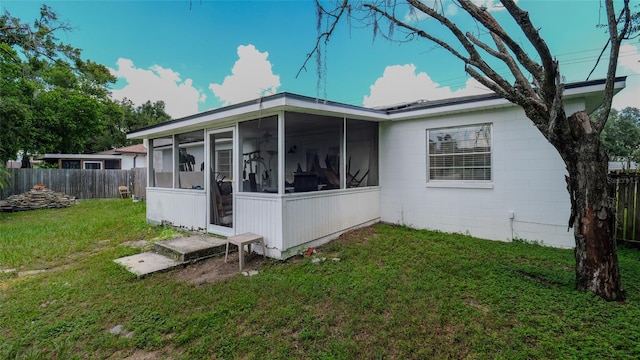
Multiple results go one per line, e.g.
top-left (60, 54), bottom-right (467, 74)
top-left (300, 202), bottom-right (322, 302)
top-left (609, 161), bottom-right (638, 173)
top-left (41, 153), bottom-right (122, 169)
top-left (5, 160), bottom-right (22, 169)
top-left (41, 143), bottom-right (147, 170)
top-left (127, 77), bottom-right (626, 259)
top-left (113, 143), bottom-right (147, 170)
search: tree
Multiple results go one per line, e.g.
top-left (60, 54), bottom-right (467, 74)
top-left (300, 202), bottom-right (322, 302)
top-left (0, 5), bottom-right (117, 163)
top-left (86, 99), bottom-right (172, 153)
top-left (307, 0), bottom-right (632, 300)
top-left (0, 45), bottom-right (34, 165)
top-left (601, 107), bottom-right (640, 169)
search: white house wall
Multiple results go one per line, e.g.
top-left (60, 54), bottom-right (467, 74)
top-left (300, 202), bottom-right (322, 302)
top-left (379, 102), bottom-right (583, 248)
top-left (146, 188), bottom-right (207, 231)
top-left (121, 154), bottom-right (146, 170)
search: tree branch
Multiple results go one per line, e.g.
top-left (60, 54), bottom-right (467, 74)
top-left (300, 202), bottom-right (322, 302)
top-left (593, 0), bottom-right (631, 132)
top-left (400, 0), bottom-right (517, 100)
top-left (466, 31), bottom-right (538, 102)
top-left (457, 0), bottom-right (543, 83)
top-left (496, 0), bottom-right (557, 103)
top-left (296, 0), bottom-right (349, 78)
top-left (363, 3), bottom-right (469, 63)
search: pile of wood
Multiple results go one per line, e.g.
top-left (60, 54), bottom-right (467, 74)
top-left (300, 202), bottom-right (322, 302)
top-left (0, 186), bottom-right (77, 212)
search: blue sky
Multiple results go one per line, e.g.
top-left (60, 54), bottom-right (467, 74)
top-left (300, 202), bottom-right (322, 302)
top-left (2, 0), bottom-right (639, 119)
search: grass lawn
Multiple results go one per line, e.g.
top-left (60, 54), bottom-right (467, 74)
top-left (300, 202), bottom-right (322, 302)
top-left (2, 200), bottom-right (640, 359)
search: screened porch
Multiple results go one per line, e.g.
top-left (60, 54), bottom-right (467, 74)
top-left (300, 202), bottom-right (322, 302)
top-left (143, 110), bottom-right (381, 259)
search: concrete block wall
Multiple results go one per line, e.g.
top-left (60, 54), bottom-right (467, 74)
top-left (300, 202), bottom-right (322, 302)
top-left (379, 101), bottom-right (582, 248)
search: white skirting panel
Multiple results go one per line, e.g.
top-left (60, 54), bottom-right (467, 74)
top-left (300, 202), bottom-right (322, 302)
top-left (235, 193), bottom-right (284, 257)
top-left (146, 187), bottom-right (380, 259)
top-left (146, 188), bottom-right (207, 231)
top-left (282, 187), bottom-right (380, 252)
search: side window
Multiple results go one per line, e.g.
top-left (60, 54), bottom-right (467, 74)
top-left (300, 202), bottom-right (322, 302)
top-left (61, 160), bottom-right (81, 169)
top-left (83, 161), bottom-right (102, 170)
top-left (151, 136), bottom-right (173, 188)
top-left (427, 124), bottom-right (492, 181)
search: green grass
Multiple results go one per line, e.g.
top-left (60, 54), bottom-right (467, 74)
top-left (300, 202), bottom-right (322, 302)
top-left (2, 200), bottom-right (640, 359)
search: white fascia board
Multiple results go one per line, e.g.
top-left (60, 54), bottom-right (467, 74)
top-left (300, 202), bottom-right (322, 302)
top-left (281, 97), bottom-right (388, 121)
top-left (127, 78), bottom-right (625, 138)
top-left (127, 97), bottom-right (287, 139)
top-left (387, 97), bottom-right (513, 121)
top-left (387, 77), bottom-right (626, 122)
top-left (563, 77), bottom-right (625, 98)
top-left (43, 154), bottom-right (122, 160)
top-left (128, 95), bottom-right (386, 140)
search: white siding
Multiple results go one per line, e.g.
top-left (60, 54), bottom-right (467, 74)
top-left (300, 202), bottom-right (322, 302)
top-left (282, 187), bottom-right (380, 253)
top-left (235, 193), bottom-right (283, 258)
top-left (147, 188), bottom-right (207, 231)
top-left (379, 102), bottom-right (579, 248)
top-left (234, 188), bottom-right (380, 259)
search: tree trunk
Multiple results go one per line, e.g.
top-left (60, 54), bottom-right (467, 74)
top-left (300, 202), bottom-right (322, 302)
top-left (561, 113), bottom-right (625, 301)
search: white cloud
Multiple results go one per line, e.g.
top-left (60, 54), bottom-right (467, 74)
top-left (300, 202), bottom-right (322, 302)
top-left (209, 44), bottom-right (280, 106)
top-left (109, 58), bottom-right (206, 119)
top-left (363, 64), bottom-right (491, 108)
top-left (612, 44), bottom-right (640, 110)
top-left (471, 0), bottom-right (516, 11)
top-left (405, 0), bottom-right (513, 22)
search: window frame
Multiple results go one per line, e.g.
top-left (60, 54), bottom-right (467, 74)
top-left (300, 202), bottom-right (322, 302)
top-left (83, 161), bottom-right (102, 170)
top-left (216, 149), bottom-right (233, 180)
top-left (61, 160), bottom-right (81, 169)
top-left (426, 123), bottom-right (493, 189)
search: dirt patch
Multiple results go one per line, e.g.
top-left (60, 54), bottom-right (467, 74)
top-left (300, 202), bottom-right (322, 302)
top-left (335, 224), bottom-right (378, 245)
top-left (169, 252), bottom-right (266, 286)
top-left (169, 224), bottom-right (377, 285)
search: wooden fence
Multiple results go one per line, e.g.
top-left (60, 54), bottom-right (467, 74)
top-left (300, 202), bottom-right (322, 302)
top-left (2, 168), bottom-right (634, 240)
top-left (0, 168), bottom-right (147, 200)
top-left (611, 172), bottom-right (640, 243)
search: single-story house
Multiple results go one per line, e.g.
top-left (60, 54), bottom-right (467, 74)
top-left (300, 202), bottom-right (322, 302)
top-left (42, 144), bottom-right (147, 170)
top-left (112, 143), bottom-right (148, 170)
top-left (127, 77), bottom-right (626, 259)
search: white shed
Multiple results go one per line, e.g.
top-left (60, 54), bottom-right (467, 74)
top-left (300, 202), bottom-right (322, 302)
top-left (127, 77), bottom-right (626, 258)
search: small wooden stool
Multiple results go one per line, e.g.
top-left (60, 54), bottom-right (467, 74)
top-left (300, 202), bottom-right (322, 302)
top-left (224, 233), bottom-right (266, 271)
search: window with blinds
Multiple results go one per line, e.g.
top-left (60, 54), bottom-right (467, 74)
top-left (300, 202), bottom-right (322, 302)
top-left (427, 124), bottom-right (492, 181)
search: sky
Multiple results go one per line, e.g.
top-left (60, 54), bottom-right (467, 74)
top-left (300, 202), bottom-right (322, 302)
top-left (1, 0), bottom-right (639, 119)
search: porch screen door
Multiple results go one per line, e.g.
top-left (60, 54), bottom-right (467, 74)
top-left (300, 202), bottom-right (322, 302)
top-left (208, 130), bottom-right (234, 231)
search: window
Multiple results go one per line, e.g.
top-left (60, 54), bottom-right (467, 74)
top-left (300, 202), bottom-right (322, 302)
top-left (105, 159), bottom-right (120, 169)
top-left (240, 116), bottom-right (278, 192)
top-left (177, 130), bottom-right (204, 189)
top-left (61, 160), bottom-right (81, 169)
top-left (84, 161), bottom-right (102, 170)
top-left (216, 149), bottom-right (232, 179)
top-left (346, 119), bottom-right (379, 187)
top-left (151, 136), bottom-right (173, 188)
top-left (427, 124), bottom-right (491, 181)
top-left (285, 112), bottom-right (342, 192)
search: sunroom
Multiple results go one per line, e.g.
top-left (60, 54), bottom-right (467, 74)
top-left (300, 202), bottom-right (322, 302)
top-left (128, 93), bottom-right (384, 259)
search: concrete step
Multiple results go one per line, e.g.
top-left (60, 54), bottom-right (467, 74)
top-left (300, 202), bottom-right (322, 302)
top-left (114, 235), bottom-right (228, 278)
top-left (154, 236), bottom-right (227, 262)
top-left (114, 252), bottom-right (184, 278)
